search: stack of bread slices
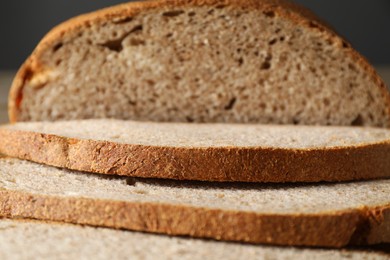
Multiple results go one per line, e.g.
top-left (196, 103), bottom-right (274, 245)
top-left (1, 0), bottom-right (389, 259)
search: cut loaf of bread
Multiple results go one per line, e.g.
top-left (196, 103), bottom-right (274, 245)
top-left (9, 0), bottom-right (390, 127)
top-left (0, 119), bottom-right (389, 182)
top-left (1, 219), bottom-right (388, 260)
top-left (1, 157), bottom-right (389, 248)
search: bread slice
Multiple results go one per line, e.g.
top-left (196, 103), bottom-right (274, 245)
top-left (0, 119), bottom-right (389, 183)
top-left (1, 219), bottom-right (388, 260)
top-left (1, 157), bottom-right (389, 248)
top-left (9, 0), bottom-right (390, 127)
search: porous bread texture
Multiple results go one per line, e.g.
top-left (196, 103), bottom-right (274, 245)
top-left (1, 219), bottom-right (388, 260)
top-left (4, 119), bottom-right (390, 148)
top-left (9, 0), bottom-right (390, 127)
top-left (1, 157), bottom-right (390, 214)
top-left (1, 119), bottom-right (390, 182)
top-left (1, 158), bottom-right (389, 247)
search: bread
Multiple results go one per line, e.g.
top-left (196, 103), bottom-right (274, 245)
top-left (1, 157), bottom-right (389, 248)
top-left (2, 219), bottom-right (388, 260)
top-left (1, 119), bottom-right (389, 183)
top-left (9, 0), bottom-right (390, 127)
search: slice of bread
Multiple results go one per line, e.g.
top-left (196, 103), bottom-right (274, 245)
top-left (1, 219), bottom-right (388, 260)
top-left (8, 0), bottom-right (390, 127)
top-left (1, 157), bottom-right (389, 248)
top-left (0, 119), bottom-right (389, 182)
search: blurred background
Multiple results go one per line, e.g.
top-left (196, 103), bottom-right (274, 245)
top-left (0, 0), bottom-right (389, 69)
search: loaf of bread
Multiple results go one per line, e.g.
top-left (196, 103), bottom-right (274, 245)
top-left (1, 219), bottom-right (388, 260)
top-left (0, 119), bottom-right (389, 182)
top-left (1, 157), bottom-right (389, 247)
top-left (9, 0), bottom-right (390, 127)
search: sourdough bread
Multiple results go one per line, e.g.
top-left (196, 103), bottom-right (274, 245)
top-left (9, 0), bottom-right (390, 126)
top-left (1, 157), bottom-right (389, 247)
top-left (0, 119), bottom-right (389, 182)
top-left (1, 219), bottom-right (388, 260)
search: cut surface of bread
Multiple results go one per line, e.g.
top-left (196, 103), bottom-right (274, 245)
top-left (0, 119), bottom-right (389, 182)
top-left (1, 219), bottom-right (388, 260)
top-left (9, 0), bottom-right (390, 127)
top-left (0, 158), bottom-right (389, 247)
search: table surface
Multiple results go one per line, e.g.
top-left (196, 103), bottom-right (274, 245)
top-left (1, 67), bottom-right (390, 124)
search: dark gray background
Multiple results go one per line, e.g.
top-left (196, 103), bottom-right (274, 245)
top-left (0, 0), bottom-right (389, 69)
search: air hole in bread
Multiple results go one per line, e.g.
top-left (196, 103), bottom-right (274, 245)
top-left (100, 25), bottom-right (143, 52)
top-left (308, 22), bottom-right (318, 28)
top-left (237, 57), bottom-right (244, 66)
top-left (342, 41), bottom-right (350, 48)
top-left (112, 17), bottom-right (133, 24)
top-left (269, 39), bottom-right (277, 45)
top-left (323, 98), bottom-right (330, 106)
top-left (263, 11), bottom-right (275, 18)
top-left (224, 97), bottom-right (237, 110)
top-left (261, 56), bottom-right (272, 70)
top-left (128, 100), bottom-right (136, 106)
top-left (129, 25), bottom-right (143, 33)
top-left (215, 5), bottom-right (226, 9)
top-left (352, 114), bottom-right (364, 126)
top-left (52, 43), bottom-right (63, 53)
top-left (100, 38), bottom-right (124, 52)
top-left (23, 68), bottom-right (34, 83)
top-left (308, 22), bottom-right (325, 32)
top-left (188, 11), bottom-right (196, 17)
top-left (146, 80), bottom-right (155, 86)
top-left (348, 63), bottom-right (357, 72)
top-left (186, 116), bottom-right (194, 122)
top-left (129, 38), bottom-right (146, 46)
top-left (162, 10), bottom-right (185, 17)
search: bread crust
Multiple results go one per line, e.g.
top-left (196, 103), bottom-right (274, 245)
top-left (0, 127), bottom-right (389, 183)
top-left (8, 0), bottom-right (390, 125)
top-left (0, 188), bottom-right (389, 247)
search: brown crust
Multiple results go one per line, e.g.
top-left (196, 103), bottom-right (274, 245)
top-left (8, 0), bottom-right (390, 125)
top-left (0, 188), bottom-right (389, 247)
top-left (0, 128), bottom-right (389, 183)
